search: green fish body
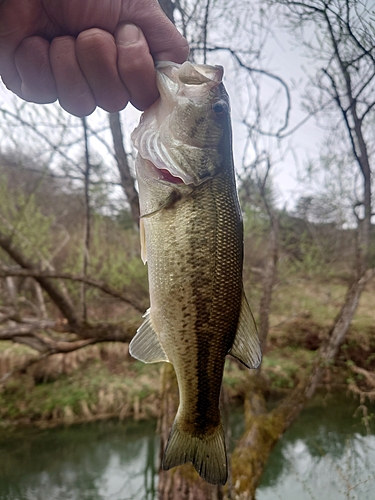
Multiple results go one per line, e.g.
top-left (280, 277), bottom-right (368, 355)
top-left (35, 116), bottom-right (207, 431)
top-left (130, 61), bottom-right (261, 485)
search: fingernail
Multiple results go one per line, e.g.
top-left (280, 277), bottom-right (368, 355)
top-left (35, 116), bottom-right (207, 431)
top-left (117, 24), bottom-right (141, 46)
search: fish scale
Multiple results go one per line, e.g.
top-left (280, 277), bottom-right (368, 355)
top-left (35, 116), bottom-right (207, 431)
top-left (129, 61), bottom-right (261, 485)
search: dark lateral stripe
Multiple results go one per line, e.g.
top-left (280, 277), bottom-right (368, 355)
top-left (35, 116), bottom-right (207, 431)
top-left (190, 177), bottom-right (243, 433)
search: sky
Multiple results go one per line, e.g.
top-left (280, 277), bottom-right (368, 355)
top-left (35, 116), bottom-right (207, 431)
top-left (226, 23), bottom-right (325, 210)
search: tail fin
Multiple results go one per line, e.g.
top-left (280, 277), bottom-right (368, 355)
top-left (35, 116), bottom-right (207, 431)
top-left (162, 418), bottom-right (227, 485)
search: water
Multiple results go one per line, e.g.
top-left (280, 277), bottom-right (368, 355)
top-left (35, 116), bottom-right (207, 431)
top-left (0, 419), bottom-right (158, 500)
top-left (257, 395), bottom-right (375, 500)
top-left (0, 395), bottom-right (374, 500)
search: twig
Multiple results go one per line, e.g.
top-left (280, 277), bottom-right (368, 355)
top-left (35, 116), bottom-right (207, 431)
top-left (206, 45), bottom-right (291, 136)
top-left (0, 267), bottom-right (144, 312)
top-left (81, 117), bottom-right (91, 322)
top-left (0, 338), bottom-right (98, 386)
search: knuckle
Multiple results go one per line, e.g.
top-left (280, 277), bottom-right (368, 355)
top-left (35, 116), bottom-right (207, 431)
top-left (77, 29), bottom-right (114, 52)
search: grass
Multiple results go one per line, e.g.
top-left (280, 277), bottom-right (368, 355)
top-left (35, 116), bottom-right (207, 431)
top-left (0, 347), bottom-right (162, 426)
top-left (0, 342), bottom-right (35, 355)
top-left (270, 278), bottom-right (347, 326)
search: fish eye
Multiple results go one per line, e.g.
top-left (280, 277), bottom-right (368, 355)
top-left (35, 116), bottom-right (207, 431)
top-left (212, 100), bottom-right (227, 115)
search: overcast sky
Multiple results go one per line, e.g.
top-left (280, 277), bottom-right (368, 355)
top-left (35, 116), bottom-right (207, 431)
top-left (0, 15), bottom-right (325, 212)
top-left (228, 23), bottom-right (325, 210)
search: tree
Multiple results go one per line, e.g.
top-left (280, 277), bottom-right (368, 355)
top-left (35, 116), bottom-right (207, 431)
top-left (228, 2), bottom-right (375, 498)
top-left (0, 100), bottom-right (145, 373)
top-left (276, 0), bottom-right (374, 270)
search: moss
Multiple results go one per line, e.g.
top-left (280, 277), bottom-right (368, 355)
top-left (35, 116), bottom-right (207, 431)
top-left (230, 410), bottom-right (286, 496)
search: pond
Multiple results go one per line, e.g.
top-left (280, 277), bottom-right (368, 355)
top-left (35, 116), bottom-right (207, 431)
top-left (0, 394), bottom-right (374, 500)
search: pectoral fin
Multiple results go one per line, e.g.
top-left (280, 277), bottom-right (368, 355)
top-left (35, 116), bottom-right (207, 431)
top-left (140, 218), bottom-right (147, 264)
top-left (129, 309), bottom-right (170, 363)
top-left (229, 291), bottom-right (262, 369)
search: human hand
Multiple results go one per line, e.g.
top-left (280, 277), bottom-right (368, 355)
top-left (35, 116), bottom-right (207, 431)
top-left (0, 0), bottom-right (189, 116)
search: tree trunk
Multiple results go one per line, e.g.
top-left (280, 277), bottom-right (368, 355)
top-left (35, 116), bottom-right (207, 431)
top-left (109, 112), bottom-right (140, 226)
top-left (81, 117), bottom-right (91, 321)
top-left (34, 282), bottom-right (47, 319)
top-left (158, 0), bottom-right (175, 23)
top-left (0, 232), bottom-right (80, 329)
top-left (5, 276), bottom-right (16, 305)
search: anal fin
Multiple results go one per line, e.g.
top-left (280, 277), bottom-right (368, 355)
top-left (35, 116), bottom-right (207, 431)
top-left (229, 290), bottom-right (262, 369)
top-left (129, 309), bottom-right (169, 363)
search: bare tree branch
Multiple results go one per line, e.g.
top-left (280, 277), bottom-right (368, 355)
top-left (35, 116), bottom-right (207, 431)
top-left (0, 267), bottom-right (144, 312)
top-left (0, 338), bottom-right (98, 385)
top-left (206, 45), bottom-right (292, 136)
top-left (0, 232), bottom-right (80, 329)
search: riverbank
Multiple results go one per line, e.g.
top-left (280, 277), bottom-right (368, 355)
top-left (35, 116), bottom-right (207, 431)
top-left (0, 337), bottom-right (371, 429)
top-left (1, 276), bottom-right (374, 428)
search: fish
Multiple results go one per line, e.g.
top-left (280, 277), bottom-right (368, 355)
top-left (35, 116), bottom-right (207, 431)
top-left (129, 61), bottom-right (261, 485)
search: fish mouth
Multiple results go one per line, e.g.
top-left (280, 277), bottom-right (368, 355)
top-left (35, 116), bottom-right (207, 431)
top-left (153, 62), bottom-right (224, 185)
top-left (156, 61), bottom-right (224, 96)
top-left (156, 61), bottom-right (223, 84)
top-left (132, 61), bottom-right (224, 186)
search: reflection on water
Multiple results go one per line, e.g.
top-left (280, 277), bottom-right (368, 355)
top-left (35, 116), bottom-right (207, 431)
top-left (258, 395), bottom-right (375, 500)
top-left (0, 419), bottom-right (158, 500)
top-left (0, 395), bottom-right (374, 500)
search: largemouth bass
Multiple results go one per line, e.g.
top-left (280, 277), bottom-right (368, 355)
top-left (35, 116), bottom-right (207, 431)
top-left (130, 61), bottom-right (261, 485)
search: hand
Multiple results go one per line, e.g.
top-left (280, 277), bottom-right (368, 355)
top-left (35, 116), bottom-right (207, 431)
top-left (0, 0), bottom-right (189, 116)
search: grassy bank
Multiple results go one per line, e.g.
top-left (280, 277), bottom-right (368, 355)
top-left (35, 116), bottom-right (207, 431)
top-left (0, 276), bottom-right (374, 428)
